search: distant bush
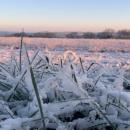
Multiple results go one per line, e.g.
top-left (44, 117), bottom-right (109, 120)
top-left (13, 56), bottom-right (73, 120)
top-left (83, 32), bottom-right (96, 38)
top-left (117, 30), bottom-right (130, 39)
top-left (96, 29), bottom-right (115, 39)
top-left (4, 29), bottom-right (130, 39)
top-left (66, 32), bottom-right (81, 38)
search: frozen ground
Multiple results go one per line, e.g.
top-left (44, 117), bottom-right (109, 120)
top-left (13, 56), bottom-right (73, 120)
top-left (0, 37), bottom-right (130, 61)
top-left (0, 37), bottom-right (130, 130)
top-left (0, 37), bottom-right (130, 51)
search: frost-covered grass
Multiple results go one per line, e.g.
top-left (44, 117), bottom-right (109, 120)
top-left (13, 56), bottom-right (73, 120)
top-left (1, 38), bottom-right (130, 130)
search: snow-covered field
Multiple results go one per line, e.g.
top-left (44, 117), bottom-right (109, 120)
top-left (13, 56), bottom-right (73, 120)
top-left (1, 37), bottom-right (130, 130)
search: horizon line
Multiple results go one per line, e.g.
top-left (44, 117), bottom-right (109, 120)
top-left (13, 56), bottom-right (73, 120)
top-left (0, 28), bottom-right (130, 33)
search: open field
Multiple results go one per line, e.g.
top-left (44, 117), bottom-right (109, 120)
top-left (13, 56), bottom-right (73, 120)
top-left (0, 37), bottom-right (130, 61)
top-left (0, 37), bottom-right (130, 51)
top-left (1, 37), bottom-right (130, 130)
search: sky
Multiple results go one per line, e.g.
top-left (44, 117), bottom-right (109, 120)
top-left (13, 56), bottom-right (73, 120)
top-left (0, 0), bottom-right (130, 32)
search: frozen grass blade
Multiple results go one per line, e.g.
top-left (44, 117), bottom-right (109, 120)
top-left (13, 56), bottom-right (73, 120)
top-left (60, 58), bottom-right (63, 68)
top-left (7, 70), bottom-right (27, 102)
top-left (0, 64), bottom-right (14, 80)
top-left (0, 81), bottom-right (11, 91)
top-left (19, 30), bottom-right (24, 72)
top-left (70, 64), bottom-right (78, 84)
top-left (13, 57), bottom-right (20, 72)
top-left (29, 66), bottom-right (46, 130)
top-left (0, 64), bottom-right (10, 74)
top-left (79, 57), bottom-right (85, 73)
top-left (24, 43), bottom-right (46, 130)
top-left (45, 56), bottom-right (49, 64)
top-left (29, 109), bottom-right (39, 118)
top-left (34, 58), bottom-right (43, 68)
top-left (30, 50), bottom-right (40, 65)
top-left (87, 62), bottom-right (95, 71)
top-left (92, 102), bottom-right (116, 130)
top-left (23, 43), bottom-right (31, 65)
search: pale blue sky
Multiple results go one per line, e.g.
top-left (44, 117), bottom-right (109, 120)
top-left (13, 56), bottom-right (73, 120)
top-left (0, 0), bottom-right (130, 32)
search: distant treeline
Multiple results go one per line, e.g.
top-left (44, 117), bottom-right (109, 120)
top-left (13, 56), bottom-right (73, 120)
top-left (5, 29), bottom-right (130, 39)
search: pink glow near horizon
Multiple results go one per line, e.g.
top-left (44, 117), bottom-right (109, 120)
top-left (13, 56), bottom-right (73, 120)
top-left (0, 0), bottom-right (130, 32)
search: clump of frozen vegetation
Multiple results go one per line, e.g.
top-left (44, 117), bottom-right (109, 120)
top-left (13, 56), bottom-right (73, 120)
top-left (1, 37), bottom-right (130, 130)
